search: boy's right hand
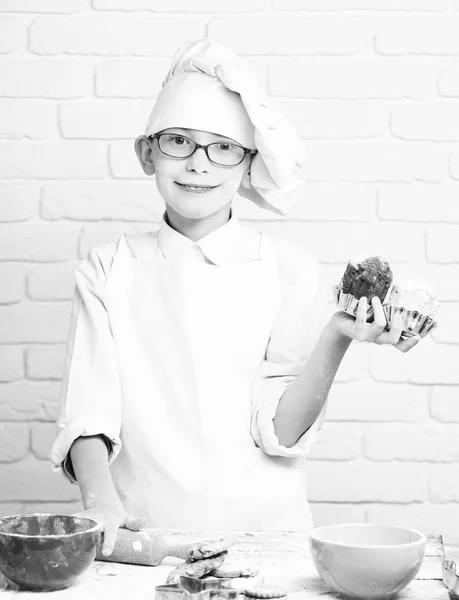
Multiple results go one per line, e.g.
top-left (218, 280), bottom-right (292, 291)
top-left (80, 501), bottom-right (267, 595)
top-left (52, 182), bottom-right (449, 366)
top-left (74, 499), bottom-right (146, 557)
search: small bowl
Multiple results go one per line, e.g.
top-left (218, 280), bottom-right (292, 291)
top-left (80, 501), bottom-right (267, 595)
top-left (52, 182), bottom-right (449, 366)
top-left (0, 513), bottom-right (101, 591)
top-left (309, 523), bottom-right (426, 600)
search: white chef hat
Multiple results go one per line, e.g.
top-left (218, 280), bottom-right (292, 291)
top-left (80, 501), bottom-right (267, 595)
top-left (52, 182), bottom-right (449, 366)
top-left (145, 38), bottom-right (307, 215)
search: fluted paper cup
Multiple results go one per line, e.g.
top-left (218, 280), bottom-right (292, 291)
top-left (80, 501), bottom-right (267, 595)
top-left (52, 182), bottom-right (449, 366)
top-left (383, 305), bottom-right (437, 340)
top-left (332, 286), bottom-right (375, 320)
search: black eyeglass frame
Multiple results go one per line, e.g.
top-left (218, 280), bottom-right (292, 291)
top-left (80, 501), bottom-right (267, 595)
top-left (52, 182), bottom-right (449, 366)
top-left (150, 133), bottom-right (257, 167)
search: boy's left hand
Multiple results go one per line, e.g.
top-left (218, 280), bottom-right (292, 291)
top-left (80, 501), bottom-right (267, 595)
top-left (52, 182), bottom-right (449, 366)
top-left (334, 296), bottom-right (421, 353)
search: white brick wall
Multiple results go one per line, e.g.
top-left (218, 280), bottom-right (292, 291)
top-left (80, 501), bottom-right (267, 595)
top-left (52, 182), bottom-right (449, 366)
top-left (0, 1), bottom-right (458, 544)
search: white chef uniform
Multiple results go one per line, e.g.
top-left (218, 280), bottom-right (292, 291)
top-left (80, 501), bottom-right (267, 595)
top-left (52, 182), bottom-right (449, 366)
top-left (50, 213), bottom-right (327, 531)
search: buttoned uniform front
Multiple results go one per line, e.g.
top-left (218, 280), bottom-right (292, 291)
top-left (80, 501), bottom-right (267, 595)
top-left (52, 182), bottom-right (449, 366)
top-left (50, 214), bottom-right (327, 532)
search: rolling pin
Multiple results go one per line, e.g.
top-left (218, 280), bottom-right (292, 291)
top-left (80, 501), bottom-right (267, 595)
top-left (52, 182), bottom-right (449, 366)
top-left (95, 529), bottom-right (199, 567)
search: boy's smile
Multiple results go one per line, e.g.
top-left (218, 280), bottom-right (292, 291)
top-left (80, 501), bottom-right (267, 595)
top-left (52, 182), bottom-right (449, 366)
top-left (174, 182), bottom-right (221, 193)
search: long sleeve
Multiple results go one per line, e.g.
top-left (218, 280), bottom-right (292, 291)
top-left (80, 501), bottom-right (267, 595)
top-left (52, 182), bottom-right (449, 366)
top-left (49, 243), bottom-right (123, 483)
top-left (251, 250), bottom-right (329, 458)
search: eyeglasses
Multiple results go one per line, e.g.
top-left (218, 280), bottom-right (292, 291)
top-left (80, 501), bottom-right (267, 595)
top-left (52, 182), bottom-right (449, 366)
top-left (151, 133), bottom-right (257, 167)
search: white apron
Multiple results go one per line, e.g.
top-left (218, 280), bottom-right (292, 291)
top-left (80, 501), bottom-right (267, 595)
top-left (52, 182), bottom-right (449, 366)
top-left (102, 235), bottom-right (314, 531)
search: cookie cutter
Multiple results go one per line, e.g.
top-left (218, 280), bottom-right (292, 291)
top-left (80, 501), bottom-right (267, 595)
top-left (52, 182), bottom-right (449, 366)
top-left (155, 584), bottom-right (184, 600)
top-left (155, 577), bottom-right (236, 600)
top-left (180, 576), bottom-right (232, 594)
top-left (190, 590), bottom-right (239, 600)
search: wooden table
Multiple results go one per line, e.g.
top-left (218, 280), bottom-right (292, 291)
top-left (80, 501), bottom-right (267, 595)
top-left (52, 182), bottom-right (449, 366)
top-left (0, 530), bottom-right (449, 599)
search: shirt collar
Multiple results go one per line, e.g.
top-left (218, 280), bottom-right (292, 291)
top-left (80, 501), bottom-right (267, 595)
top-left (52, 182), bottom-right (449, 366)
top-left (158, 211), bottom-right (248, 265)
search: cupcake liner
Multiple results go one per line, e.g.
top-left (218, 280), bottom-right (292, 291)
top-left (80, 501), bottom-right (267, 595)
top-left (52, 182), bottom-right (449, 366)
top-left (383, 305), bottom-right (438, 340)
top-left (332, 285), bottom-right (438, 340)
top-left (332, 286), bottom-right (375, 320)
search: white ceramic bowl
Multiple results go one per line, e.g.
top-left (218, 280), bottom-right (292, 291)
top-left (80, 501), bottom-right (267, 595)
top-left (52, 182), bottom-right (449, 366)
top-left (309, 523), bottom-right (426, 600)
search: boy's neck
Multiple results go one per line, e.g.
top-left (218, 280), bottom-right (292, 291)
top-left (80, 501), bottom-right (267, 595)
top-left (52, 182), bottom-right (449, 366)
top-left (165, 204), bottom-right (232, 242)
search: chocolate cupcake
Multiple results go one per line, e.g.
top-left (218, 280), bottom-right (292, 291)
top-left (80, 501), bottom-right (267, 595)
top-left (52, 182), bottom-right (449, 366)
top-left (332, 254), bottom-right (393, 319)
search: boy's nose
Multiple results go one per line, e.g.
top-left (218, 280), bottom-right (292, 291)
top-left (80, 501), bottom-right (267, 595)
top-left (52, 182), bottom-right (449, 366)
top-left (186, 148), bottom-right (210, 173)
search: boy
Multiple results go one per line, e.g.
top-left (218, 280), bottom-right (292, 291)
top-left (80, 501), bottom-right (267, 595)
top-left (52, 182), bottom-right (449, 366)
top-left (50, 39), bottom-right (419, 557)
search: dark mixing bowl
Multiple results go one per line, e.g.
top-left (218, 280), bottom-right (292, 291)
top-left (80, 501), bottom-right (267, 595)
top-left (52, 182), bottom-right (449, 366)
top-left (0, 513), bottom-right (101, 591)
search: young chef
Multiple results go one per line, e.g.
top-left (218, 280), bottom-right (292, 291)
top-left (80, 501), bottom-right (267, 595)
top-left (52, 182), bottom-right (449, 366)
top-left (50, 39), bottom-right (420, 556)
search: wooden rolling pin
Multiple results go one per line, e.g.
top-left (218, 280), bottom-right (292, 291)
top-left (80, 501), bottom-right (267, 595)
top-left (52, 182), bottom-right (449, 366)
top-left (95, 529), bottom-right (198, 567)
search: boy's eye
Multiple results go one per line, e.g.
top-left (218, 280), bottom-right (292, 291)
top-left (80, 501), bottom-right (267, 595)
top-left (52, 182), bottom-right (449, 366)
top-left (171, 136), bottom-right (188, 146)
top-left (217, 143), bottom-right (233, 151)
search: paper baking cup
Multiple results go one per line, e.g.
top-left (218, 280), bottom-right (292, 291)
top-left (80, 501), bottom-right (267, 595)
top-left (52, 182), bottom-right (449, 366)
top-left (332, 286), bottom-right (376, 320)
top-left (383, 305), bottom-right (438, 340)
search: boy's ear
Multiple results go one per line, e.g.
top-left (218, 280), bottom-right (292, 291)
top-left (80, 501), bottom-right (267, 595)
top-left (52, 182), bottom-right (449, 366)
top-left (240, 168), bottom-right (251, 190)
top-left (134, 135), bottom-right (155, 176)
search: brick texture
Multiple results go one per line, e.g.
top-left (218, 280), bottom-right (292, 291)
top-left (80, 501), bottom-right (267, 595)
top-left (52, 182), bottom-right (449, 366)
top-left (273, 0), bottom-right (450, 8)
top-left (0, 223), bottom-right (80, 261)
top-left (0, 346), bottom-right (24, 383)
top-left (0, 99), bottom-right (57, 140)
top-left (306, 460), bottom-right (429, 502)
top-left (30, 422), bottom-right (58, 460)
top-left (376, 17), bottom-right (459, 56)
top-left (0, 61), bottom-right (92, 98)
top-left (452, 150), bottom-right (459, 180)
top-left (1, 4), bottom-right (459, 545)
top-left (0, 142), bottom-right (108, 180)
top-left (0, 17), bottom-right (28, 54)
top-left (308, 422), bottom-right (363, 460)
top-left (439, 63), bottom-right (459, 97)
top-left (0, 457), bottom-right (80, 502)
top-left (300, 141), bottom-right (449, 182)
top-left (209, 17), bottom-right (376, 56)
top-left (391, 103), bottom-right (459, 141)
top-left (42, 182), bottom-right (164, 222)
top-left (431, 387), bottom-right (459, 422)
top-left (0, 302), bottom-right (72, 343)
top-left (234, 183), bottom-right (377, 222)
top-left (367, 504), bottom-right (459, 543)
top-left (0, 0), bottom-right (89, 12)
top-left (269, 59), bottom-right (439, 99)
top-left (59, 101), bottom-right (152, 140)
top-left (95, 59), bottom-right (168, 98)
top-left (0, 423), bottom-right (29, 462)
top-left (27, 262), bottom-right (77, 301)
top-left (363, 422), bottom-right (459, 462)
top-left (0, 184), bottom-right (40, 222)
top-left (94, 0), bottom-right (268, 10)
top-left (431, 303), bottom-right (459, 344)
top-left (327, 380), bottom-right (429, 422)
top-left (253, 221), bottom-right (424, 263)
top-left (109, 141), bottom-right (147, 179)
top-left (29, 16), bottom-right (206, 56)
top-left (309, 503), bottom-right (367, 528)
top-left (276, 100), bottom-right (389, 140)
top-left (0, 265), bottom-right (27, 304)
top-left (426, 225), bottom-right (459, 263)
top-left (430, 465), bottom-right (459, 502)
top-left (370, 336), bottom-right (459, 386)
top-left (26, 345), bottom-right (66, 380)
top-left (0, 381), bottom-right (62, 422)
top-left (378, 183), bottom-right (459, 223)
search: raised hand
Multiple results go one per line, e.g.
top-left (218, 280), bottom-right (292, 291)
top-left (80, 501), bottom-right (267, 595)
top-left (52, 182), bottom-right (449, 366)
top-left (334, 296), bottom-right (421, 353)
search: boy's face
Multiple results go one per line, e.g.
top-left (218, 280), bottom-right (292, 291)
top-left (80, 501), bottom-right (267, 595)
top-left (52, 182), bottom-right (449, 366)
top-left (135, 128), bottom-right (252, 221)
